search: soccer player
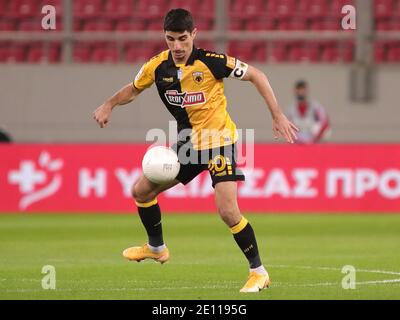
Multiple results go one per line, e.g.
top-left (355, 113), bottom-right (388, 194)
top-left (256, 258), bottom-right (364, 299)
top-left (93, 9), bottom-right (298, 293)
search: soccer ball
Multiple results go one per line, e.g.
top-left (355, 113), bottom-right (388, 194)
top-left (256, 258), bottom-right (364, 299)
top-left (142, 146), bottom-right (180, 184)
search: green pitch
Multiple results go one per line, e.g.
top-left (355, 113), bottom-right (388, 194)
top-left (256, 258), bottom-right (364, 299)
top-left (0, 214), bottom-right (399, 300)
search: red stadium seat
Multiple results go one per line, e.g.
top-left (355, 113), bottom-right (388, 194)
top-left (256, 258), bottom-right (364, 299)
top-left (394, 0), bottom-right (400, 17)
top-left (287, 45), bottom-right (303, 62)
top-left (276, 18), bottom-right (289, 30)
top-left (0, 49), bottom-right (7, 62)
top-left (169, 0), bottom-right (215, 17)
top-left (309, 18), bottom-right (324, 30)
top-left (278, 17), bottom-right (306, 30)
top-left (73, 0), bottom-right (102, 18)
top-left (270, 41), bottom-right (288, 62)
top-left (0, 19), bottom-right (17, 31)
top-left (374, 42), bottom-right (386, 63)
top-left (168, 0), bottom-right (184, 8)
top-left (169, 0), bottom-right (195, 13)
top-left (115, 19), bottom-right (145, 31)
top-left (308, 42), bottom-right (321, 62)
top-left (82, 19), bottom-right (114, 31)
top-left (375, 18), bottom-right (390, 30)
top-left (266, 0), bottom-right (295, 18)
top-left (0, 41), bottom-right (61, 63)
top-left (92, 44), bottom-right (118, 63)
top-left (228, 18), bottom-right (244, 31)
top-left (146, 19), bottom-right (162, 31)
top-left (137, 0), bottom-right (165, 19)
top-left (73, 19), bottom-right (83, 31)
top-left (18, 19), bottom-right (44, 31)
top-left (388, 18), bottom-right (400, 30)
top-left (298, 0), bottom-right (329, 18)
top-left (341, 41), bottom-right (354, 63)
top-left (150, 42), bottom-right (166, 56)
top-left (246, 17), bottom-right (275, 30)
top-left (0, 42), bottom-right (10, 62)
top-left (320, 43), bottom-right (339, 62)
top-left (195, 0), bottom-right (215, 19)
top-left (230, 0), bottom-right (264, 18)
top-left (91, 47), bottom-right (106, 62)
top-left (387, 42), bottom-right (400, 62)
top-left (25, 42), bottom-right (61, 63)
top-left (73, 43), bottom-right (91, 63)
top-left (48, 42), bottom-right (62, 63)
top-left (124, 46), bottom-right (139, 63)
top-left (309, 17), bottom-right (341, 31)
top-left (287, 42), bottom-right (309, 62)
top-left (26, 43), bottom-right (46, 63)
top-left (253, 42), bottom-right (267, 62)
top-left (104, 0), bottom-right (134, 19)
top-left (9, 0), bottom-right (38, 18)
top-left (322, 18), bottom-right (341, 30)
top-left (196, 18), bottom-right (213, 31)
top-left (124, 42), bottom-right (157, 62)
top-left (227, 41), bottom-right (254, 61)
top-left (287, 17), bottom-right (307, 30)
top-left (374, 0), bottom-right (394, 18)
top-left (0, 0), bottom-right (7, 16)
top-left (6, 44), bottom-right (25, 62)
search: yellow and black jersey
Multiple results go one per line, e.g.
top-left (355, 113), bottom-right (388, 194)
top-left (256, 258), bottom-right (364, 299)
top-left (133, 46), bottom-right (249, 150)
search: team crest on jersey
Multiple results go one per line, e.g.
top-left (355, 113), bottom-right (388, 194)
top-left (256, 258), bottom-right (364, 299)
top-left (165, 90), bottom-right (206, 108)
top-left (192, 71), bottom-right (204, 84)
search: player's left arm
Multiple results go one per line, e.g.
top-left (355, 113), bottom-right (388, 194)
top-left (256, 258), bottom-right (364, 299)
top-left (241, 65), bottom-right (299, 144)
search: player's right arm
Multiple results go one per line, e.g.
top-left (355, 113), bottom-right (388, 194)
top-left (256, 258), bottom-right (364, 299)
top-left (93, 57), bottom-right (157, 128)
top-left (93, 84), bottom-right (141, 128)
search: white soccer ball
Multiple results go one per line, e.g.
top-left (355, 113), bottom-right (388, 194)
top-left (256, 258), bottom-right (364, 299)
top-left (142, 146), bottom-right (180, 184)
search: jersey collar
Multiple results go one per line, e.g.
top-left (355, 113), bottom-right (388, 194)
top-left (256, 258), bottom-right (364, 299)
top-left (167, 46), bottom-right (198, 67)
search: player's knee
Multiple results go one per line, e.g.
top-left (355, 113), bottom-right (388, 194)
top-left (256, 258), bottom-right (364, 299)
top-left (131, 184), bottom-right (156, 204)
top-left (217, 205), bottom-right (241, 226)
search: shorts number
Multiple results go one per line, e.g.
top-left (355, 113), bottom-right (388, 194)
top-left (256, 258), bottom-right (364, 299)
top-left (208, 155), bottom-right (227, 174)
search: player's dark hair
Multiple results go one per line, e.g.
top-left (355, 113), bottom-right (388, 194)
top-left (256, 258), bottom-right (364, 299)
top-left (295, 80), bottom-right (308, 89)
top-left (164, 8), bottom-right (194, 33)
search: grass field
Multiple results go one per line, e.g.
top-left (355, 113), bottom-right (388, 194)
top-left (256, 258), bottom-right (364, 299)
top-left (0, 213), bottom-right (399, 300)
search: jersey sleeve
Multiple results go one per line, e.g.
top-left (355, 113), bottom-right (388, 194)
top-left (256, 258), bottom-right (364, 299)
top-left (133, 61), bottom-right (155, 91)
top-left (225, 55), bottom-right (249, 80)
top-left (200, 51), bottom-right (249, 80)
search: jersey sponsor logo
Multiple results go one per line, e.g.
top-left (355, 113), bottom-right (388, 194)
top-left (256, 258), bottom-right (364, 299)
top-left (165, 90), bottom-right (206, 108)
top-left (163, 77), bottom-right (174, 83)
top-left (192, 71), bottom-right (204, 84)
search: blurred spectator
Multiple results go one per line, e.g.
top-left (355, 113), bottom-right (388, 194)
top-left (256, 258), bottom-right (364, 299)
top-left (0, 127), bottom-right (12, 143)
top-left (287, 80), bottom-right (331, 144)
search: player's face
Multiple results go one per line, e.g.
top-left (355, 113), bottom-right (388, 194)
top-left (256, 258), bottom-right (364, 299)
top-left (165, 29), bottom-right (197, 62)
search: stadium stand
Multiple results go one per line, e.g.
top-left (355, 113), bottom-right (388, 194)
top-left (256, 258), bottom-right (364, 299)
top-left (0, 0), bottom-right (399, 63)
top-left (0, 40), bottom-right (62, 63)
